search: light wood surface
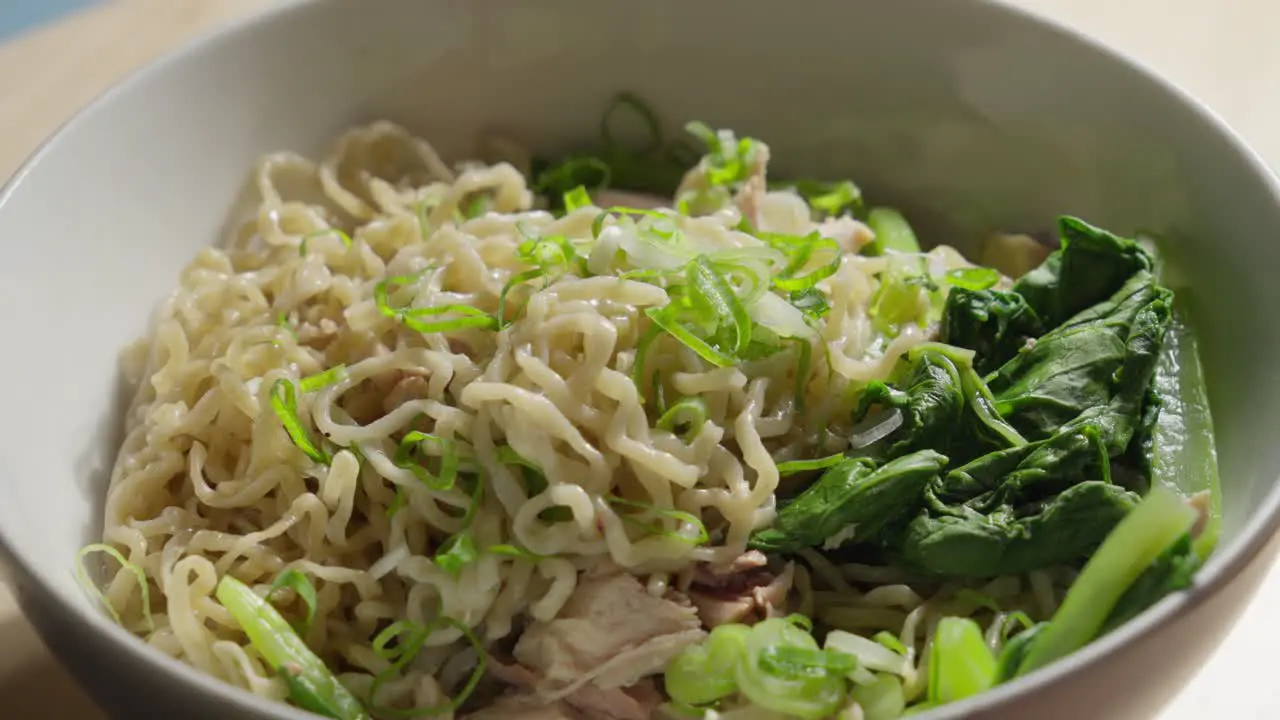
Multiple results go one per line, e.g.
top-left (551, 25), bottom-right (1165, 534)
top-left (1, 1), bottom-right (1278, 718)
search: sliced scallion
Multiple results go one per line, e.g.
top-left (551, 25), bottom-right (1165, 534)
top-left (608, 495), bottom-right (709, 545)
top-left (270, 379), bottom-right (330, 464)
top-left (656, 397), bottom-right (708, 442)
top-left (927, 617), bottom-right (997, 705)
top-left (269, 568), bottom-right (318, 637)
top-left (776, 454), bottom-right (845, 477)
top-left (76, 544), bottom-right (154, 632)
top-left (393, 432), bottom-right (459, 491)
top-left (299, 228), bottom-right (353, 256)
top-left (299, 365), bottom-right (348, 393)
top-left (563, 185), bottom-right (593, 212)
top-left (217, 575), bottom-right (368, 720)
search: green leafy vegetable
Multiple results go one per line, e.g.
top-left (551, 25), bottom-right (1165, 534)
top-left (1010, 216), bottom-right (1152, 329)
top-left (864, 207), bottom-right (920, 256)
top-left (748, 450), bottom-right (948, 554)
top-left (1143, 304), bottom-right (1221, 559)
top-left (269, 569), bottom-right (318, 637)
top-left (1013, 485), bottom-right (1194, 676)
top-left (1098, 532), bottom-right (1199, 635)
top-left (270, 379), bottom-right (330, 464)
top-left (941, 288), bottom-right (1045, 375)
top-left (993, 622), bottom-right (1047, 684)
top-left (217, 575), bottom-right (368, 720)
top-left (77, 544), bottom-right (154, 631)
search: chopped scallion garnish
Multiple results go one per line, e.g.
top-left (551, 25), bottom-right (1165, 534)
top-left (608, 495), bottom-right (709, 545)
top-left (393, 432), bottom-right (459, 491)
top-left (485, 544), bottom-right (548, 561)
top-left (776, 454), bottom-right (845, 477)
top-left (434, 475), bottom-right (484, 577)
top-left (563, 185), bottom-right (593, 212)
top-left (269, 569), bottom-right (318, 637)
top-left (367, 616), bottom-right (486, 717)
top-left (77, 544), bottom-right (154, 632)
top-left (299, 365), bottom-right (348, 393)
top-left (655, 397), bottom-right (708, 442)
top-left (299, 228), bottom-right (353, 257)
top-left (927, 617), bottom-right (997, 705)
top-left (270, 379), bottom-right (330, 464)
top-left (217, 575), bottom-right (368, 720)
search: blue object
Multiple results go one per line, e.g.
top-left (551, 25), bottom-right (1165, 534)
top-left (0, 0), bottom-right (103, 43)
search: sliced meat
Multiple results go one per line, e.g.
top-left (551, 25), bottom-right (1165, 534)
top-left (513, 573), bottom-right (705, 694)
top-left (692, 550), bottom-right (768, 587)
top-left (689, 560), bottom-right (795, 628)
top-left (731, 142), bottom-right (771, 229)
top-left (489, 656), bottom-right (663, 720)
top-left (818, 215), bottom-right (875, 254)
top-left (561, 679), bottom-right (663, 720)
top-left (462, 694), bottom-right (579, 720)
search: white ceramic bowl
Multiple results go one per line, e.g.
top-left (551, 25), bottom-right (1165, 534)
top-left (2, 1), bottom-right (1278, 718)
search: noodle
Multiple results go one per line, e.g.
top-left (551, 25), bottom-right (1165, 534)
top-left (90, 120), bottom-right (1065, 718)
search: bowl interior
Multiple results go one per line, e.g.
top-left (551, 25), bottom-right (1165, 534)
top-left (0, 0), bottom-right (1278, 716)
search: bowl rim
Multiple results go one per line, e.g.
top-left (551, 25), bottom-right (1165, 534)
top-left (1, 0), bottom-right (1278, 718)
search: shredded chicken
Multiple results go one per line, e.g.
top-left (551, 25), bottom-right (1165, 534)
top-left (688, 555), bottom-right (795, 628)
top-left (489, 656), bottom-right (664, 720)
top-left (819, 215), bottom-right (876, 254)
top-left (461, 694), bottom-right (580, 720)
top-left (731, 142), bottom-right (770, 229)
top-left (495, 573), bottom-right (704, 717)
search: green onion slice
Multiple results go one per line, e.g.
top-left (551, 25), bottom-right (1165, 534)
top-left (269, 569), bottom-right (318, 637)
top-left (270, 379), bottom-right (330, 464)
top-left (217, 575), bottom-right (368, 720)
top-left (608, 496), bottom-right (709, 545)
top-left (76, 544), bottom-right (154, 632)
top-left (393, 432), bottom-right (459, 491)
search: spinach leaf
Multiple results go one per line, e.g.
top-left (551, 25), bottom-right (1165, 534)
top-left (986, 270), bottom-right (1173, 444)
top-left (941, 288), bottom-right (1045, 375)
top-left (899, 480), bottom-right (1138, 578)
top-left (1011, 216), bottom-right (1152, 328)
top-left (748, 450), bottom-right (948, 554)
top-left (853, 345), bottom-right (1025, 466)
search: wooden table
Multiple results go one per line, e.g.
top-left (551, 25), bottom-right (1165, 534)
top-left (1, 1), bottom-right (1278, 717)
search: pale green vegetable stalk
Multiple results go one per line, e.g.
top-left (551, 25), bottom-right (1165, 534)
top-left (1016, 486), bottom-right (1195, 675)
top-left (1149, 305), bottom-right (1221, 560)
top-left (864, 208), bottom-right (920, 255)
top-left (217, 575), bottom-right (368, 720)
